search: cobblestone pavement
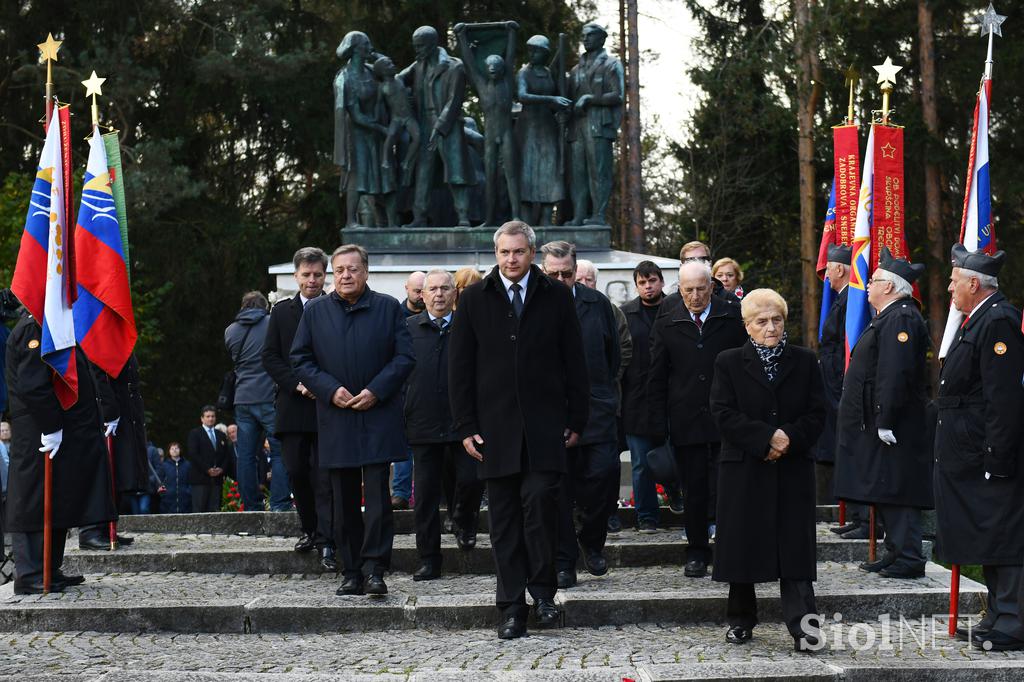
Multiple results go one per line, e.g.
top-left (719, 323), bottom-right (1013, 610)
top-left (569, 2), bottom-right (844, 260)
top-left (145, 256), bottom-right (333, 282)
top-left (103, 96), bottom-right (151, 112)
top-left (2, 620), bottom-right (1023, 680)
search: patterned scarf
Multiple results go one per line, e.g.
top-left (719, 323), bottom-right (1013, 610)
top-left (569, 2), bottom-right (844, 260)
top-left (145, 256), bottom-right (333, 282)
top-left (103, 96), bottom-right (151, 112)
top-left (751, 332), bottom-right (787, 382)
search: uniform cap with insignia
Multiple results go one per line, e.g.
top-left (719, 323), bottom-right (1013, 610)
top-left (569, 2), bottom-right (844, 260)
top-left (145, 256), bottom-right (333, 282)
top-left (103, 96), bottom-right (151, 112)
top-left (951, 243), bottom-right (1006, 277)
top-left (877, 246), bottom-right (925, 284)
top-left (827, 243), bottom-right (852, 266)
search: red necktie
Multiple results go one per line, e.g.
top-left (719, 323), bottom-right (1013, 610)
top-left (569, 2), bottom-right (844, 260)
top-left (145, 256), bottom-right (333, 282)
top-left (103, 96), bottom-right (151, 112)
top-left (960, 315), bottom-right (970, 329)
top-left (693, 313), bottom-right (703, 330)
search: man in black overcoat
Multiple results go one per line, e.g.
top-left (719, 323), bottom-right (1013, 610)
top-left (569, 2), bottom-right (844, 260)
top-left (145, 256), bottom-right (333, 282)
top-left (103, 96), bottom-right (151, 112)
top-left (648, 260), bottom-right (746, 578)
top-left (184, 405), bottom-right (232, 512)
top-left (935, 244), bottom-right (1024, 651)
top-left (4, 312), bottom-right (115, 593)
top-left (262, 247), bottom-right (335, 571)
top-left (541, 241), bottom-right (621, 588)
top-left (835, 248), bottom-right (931, 578)
top-left (449, 221), bottom-right (589, 640)
top-left (405, 269), bottom-right (483, 581)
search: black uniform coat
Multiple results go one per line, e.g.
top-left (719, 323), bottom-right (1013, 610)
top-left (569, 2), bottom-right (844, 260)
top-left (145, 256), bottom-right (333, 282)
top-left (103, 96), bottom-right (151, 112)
top-left (448, 265), bottom-right (589, 479)
top-left (291, 288), bottom-right (415, 469)
top-left (619, 296), bottom-right (662, 436)
top-left (185, 424), bottom-right (232, 487)
top-left (93, 354), bottom-right (150, 494)
top-left (3, 315), bottom-right (115, 532)
top-left (573, 282), bottom-right (621, 445)
top-left (404, 311), bottom-right (456, 444)
top-left (262, 293), bottom-right (322, 436)
top-left (647, 295), bottom-right (747, 445)
top-left (834, 299), bottom-right (932, 508)
top-left (813, 286), bottom-right (847, 463)
top-left (934, 291), bottom-right (1024, 565)
top-left (710, 341), bottom-right (825, 583)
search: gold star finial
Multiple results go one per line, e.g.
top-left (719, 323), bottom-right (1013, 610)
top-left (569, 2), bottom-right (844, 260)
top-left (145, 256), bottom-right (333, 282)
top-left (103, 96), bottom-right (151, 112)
top-left (979, 3), bottom-right (1007, 38)
top-left (844, 65), bottom-right (859, 87)
top-left (37, 33), bottom-right (62, 63)
top-left (82, 71), bottom-right (106, 98)
top-left (873, 56), bottom-right (902, 87)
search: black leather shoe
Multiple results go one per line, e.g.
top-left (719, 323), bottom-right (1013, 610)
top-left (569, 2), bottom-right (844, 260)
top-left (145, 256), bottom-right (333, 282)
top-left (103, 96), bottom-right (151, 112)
top-left (581, 548), bottom-right (608, 576)
top-left (413, 564), bottom-right (441, 581)
top-left (498, 616), bottom-right (527, 640)
top-left (54, 571), bottom-right (85, 586)
top-left (556, 569), bottom-right (577, 589)
top-left (319, 546), bottom-right (338, 572)
top-left (115, 534), bottom-right (134, 546)
top-left (336, 576), bottom-right (364, 596)
top-left (607, 514), bottom-right (622, 534)
top-left (534, 599), bottom-right (560, 628)
top-left (668, 492), bottom-right (685, 515)
top-left (13, 580), bottom-right (65, 595)
top-left (879, 565), bottom-right (926, 579)
top-left (683, 560), bottom-right (707, 578)
top-left (955, 625), bottom-right (990, 642)
top-left (830, 522), bottom-right (860, 535)
top-left (294, 533), bottom-right (316, 553)
top-left (726, 626), bottom-right (753, 644)
top-left (78, 536), bottom-right (112, 551)
top-left (840, 525), bottom-right (883, 540)
top-left (366, 573), bottom-right (388, 595)
top-left (858, 553), bottom-right (897, 573)
top-left (456, 532), bottom-right (477, 551)
top-left (972, 629), bottom-right (1024, 651)
top-left (391, 496), bottom-right (409, 510)
top-left (794, 632), bottom-right (822, 653)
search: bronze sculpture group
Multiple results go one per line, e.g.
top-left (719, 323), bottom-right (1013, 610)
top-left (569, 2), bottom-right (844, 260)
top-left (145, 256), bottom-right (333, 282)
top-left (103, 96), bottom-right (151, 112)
top-left (333, 21), bottom-right (624, 228)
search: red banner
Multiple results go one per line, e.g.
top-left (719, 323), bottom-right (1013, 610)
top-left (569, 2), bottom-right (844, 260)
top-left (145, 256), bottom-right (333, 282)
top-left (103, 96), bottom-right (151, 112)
top-left (832, 125), bottom-right (860, 246)
top-left (58, 105), bottom-right (76, 303)
top-left (870, 124), bottom-right (907, 271)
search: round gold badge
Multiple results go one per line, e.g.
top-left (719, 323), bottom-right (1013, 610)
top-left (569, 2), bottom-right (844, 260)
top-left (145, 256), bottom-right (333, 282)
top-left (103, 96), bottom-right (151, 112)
top-left (994, 342), bottom-right (1007, 355)
top-left (897, 332), bottom-right (909, 343)
top-left (27, 339), bottom-right (39, 349)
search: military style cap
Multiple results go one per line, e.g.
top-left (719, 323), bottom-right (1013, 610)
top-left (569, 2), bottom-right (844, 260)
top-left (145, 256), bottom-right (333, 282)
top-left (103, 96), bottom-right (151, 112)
top-left (951, 242), bottom-right (1006, 277)
top-left (878, 246), bottom-right (925, 284)
top-left (827, 243), bottom-right (852, 265)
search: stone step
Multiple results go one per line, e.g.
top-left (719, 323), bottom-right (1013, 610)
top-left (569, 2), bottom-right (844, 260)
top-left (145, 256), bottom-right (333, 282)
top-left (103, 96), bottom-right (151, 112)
top-left (4, 616), bottom-right (1023, 681)
top-left (62, 524), bottom-right (925, 576)
top-left (115, 505), bottom-right (842, 536)
top-left (0, 562), bottom-right (981, 635)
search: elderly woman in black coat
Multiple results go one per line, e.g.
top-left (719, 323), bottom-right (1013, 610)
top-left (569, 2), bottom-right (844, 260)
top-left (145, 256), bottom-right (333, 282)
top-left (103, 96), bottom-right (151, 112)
top-left (709, 289), bottom-right (826, 651)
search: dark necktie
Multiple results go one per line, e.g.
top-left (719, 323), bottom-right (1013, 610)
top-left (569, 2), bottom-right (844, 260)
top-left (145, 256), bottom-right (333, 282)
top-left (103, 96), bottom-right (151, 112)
top-left (511, 283), bottom-right (524, 318)
top-left (693, 312), bottom-right (703, 331)
top-left (433, 317), bottom-right (447, 332)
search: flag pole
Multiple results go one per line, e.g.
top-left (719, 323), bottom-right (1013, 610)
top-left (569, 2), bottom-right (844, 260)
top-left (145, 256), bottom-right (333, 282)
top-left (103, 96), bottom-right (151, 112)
top-left (37, 34), bottom-right (61, 129)
top-left (949, 564), bottom-right (961, 637)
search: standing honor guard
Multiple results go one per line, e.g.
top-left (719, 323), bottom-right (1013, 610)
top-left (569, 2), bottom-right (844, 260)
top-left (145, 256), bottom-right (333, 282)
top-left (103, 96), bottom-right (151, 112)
top-left (835, 248), bottom-right (932, 578)
top-left (936, 244), bottom-right (1024, 651)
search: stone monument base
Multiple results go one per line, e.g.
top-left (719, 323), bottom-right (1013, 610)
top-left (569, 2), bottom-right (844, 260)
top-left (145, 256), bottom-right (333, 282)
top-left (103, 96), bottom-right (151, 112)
top-left (339, 225), bottom-right (612, 253)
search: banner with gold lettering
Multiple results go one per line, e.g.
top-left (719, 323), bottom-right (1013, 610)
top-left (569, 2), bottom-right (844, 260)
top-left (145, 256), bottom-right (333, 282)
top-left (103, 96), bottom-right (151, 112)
top-left (870, 124), bottom-right (906, 270)
top-left (832, 124), bottom-right (860, 246)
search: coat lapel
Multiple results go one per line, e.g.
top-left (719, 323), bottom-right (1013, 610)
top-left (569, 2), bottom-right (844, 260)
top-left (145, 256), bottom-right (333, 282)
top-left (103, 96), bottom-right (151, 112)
top-left (741, 342), bottom-right (773, 390)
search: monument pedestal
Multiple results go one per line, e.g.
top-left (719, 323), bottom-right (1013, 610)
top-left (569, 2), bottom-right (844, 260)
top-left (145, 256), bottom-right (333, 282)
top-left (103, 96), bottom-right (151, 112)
top-left (338, 225), bottom-right (612, 253)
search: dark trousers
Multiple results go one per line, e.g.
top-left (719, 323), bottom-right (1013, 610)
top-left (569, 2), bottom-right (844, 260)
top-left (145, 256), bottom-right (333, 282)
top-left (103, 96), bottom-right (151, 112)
top-left (984, 565), bottom-right (1024, 639)
top-left (12, 528), bottom-right (67, 583)
top-left (727, 580), bottom-right (818, 637)
top-left (556, 441), bottom-right (620, 571)
top-left (280, 433), bottom-right (333, 547)
top-left (330, 463), bottom-right (393, 580)
top-left (191, 481), bottom-right (222, 513)
top-left (412, 442), bottom-right (483, 567)
top-left (877, 505), bottom-right (924, 571)
top-left (674, 442), bottom-right (719, 563)
top-left (487, 470), bottom-right (560, 620)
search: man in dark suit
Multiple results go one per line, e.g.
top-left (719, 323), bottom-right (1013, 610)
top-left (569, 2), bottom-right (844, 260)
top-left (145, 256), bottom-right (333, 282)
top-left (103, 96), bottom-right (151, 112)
top-left (541, 241), bottom-right (621, 587)
top-left (185, 405), bottom-right (232, 512)
top-left (449, 221), bottom-right (589, 639)
top-left (262, 247), bottom-right (335, 571)
top-left (406, 269), bottom-right (484, 581)
top-left (648, 260), bottom-right (746, 578)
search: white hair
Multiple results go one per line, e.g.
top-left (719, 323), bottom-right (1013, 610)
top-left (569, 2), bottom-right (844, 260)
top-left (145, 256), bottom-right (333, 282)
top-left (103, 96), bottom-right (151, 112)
top-left (493, 221), bottom-right (536, 248)
top-left (959, 267), bottom-right (999, 290)
top-left (424, 269), bottom-right (455, 288)
top-left (678, 260), bottom-right (712, 283)
top-left (576, 259), bottom-right (598, 278)
top-left (872, 268), bottom-right (913, 297)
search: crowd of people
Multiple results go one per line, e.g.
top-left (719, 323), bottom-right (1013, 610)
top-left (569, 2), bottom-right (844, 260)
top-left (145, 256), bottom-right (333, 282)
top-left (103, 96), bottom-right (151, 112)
top-left (4, 219), bottom-right (1023, 653)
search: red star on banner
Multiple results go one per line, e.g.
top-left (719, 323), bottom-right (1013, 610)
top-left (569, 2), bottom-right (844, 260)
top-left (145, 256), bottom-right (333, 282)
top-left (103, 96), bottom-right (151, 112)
top-left (880, 142), bottom-right (896, 159)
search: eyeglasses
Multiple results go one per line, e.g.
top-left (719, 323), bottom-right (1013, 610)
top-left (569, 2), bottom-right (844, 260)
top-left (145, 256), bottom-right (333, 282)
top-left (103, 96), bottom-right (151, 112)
top-left (547, 270), bottom-right (575, 279)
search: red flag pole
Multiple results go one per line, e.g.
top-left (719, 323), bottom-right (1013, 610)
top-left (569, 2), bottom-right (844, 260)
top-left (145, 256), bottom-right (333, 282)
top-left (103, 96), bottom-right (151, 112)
top-left (42, 452), bottom-right (53, 593)
top-left (838, 500), bottom-right (846, 526)
top-left (106, 435), bottom-right (118, 550)
top-left (949, 564), bottom-right (961, 637)
top-left (868, 505), bottom-right (876, 562)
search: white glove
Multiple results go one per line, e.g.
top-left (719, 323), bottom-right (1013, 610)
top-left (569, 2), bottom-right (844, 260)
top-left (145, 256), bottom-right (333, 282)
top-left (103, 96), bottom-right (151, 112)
top-left (104, 418), bottom-right (120, 437)
top-left (39, 430), bottom-right (63, 460)
top-left (878, 428), bottom-right (897, 446)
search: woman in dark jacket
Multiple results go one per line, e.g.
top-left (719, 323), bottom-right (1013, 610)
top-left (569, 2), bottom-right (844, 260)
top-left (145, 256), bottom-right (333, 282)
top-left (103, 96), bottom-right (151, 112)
top-left (709, 289), bottom-right (826, 651)
top-left (159, 442), bottom-right (192, 514)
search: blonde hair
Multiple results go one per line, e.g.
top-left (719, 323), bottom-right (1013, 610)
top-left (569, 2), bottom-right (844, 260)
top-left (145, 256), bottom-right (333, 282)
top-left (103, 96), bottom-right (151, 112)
top-left (712, 257), bottom-right (744, 283)
top-left (454, 267), bottom-right (482, 291)
top-left (740, 288), bottom-right (788, 323)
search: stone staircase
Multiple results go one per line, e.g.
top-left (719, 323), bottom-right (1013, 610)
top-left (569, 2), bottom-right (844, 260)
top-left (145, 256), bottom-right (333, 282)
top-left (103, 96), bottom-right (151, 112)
top-left (0, 506), bottom-right (1020, 681)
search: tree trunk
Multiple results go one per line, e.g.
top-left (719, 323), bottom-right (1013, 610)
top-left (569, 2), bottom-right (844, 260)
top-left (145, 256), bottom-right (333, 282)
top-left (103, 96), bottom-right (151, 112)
top-left (793, 0), bottom-right (821, 347)
top-left (917, 0), bottom-right (946, 373)
top-left (625, 0), bottom-right (645, 253)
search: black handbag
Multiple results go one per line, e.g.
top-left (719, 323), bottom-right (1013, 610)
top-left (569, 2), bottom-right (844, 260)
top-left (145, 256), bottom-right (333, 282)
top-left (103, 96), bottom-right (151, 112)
top-left (217, 325), bottom-right (254, 411)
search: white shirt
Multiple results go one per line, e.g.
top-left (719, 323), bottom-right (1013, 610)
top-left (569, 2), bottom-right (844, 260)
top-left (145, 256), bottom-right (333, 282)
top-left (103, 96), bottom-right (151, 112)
top-left (300, 294), bottom-right (313, 307)
top-left (498, 270), bottom-right (530, 304)
top-left (690, 305), bottom-right (710, 325)
top-left (428, 312), bottom-right (453, 326)
top-left (968, 292), bottom-right (998, 320)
